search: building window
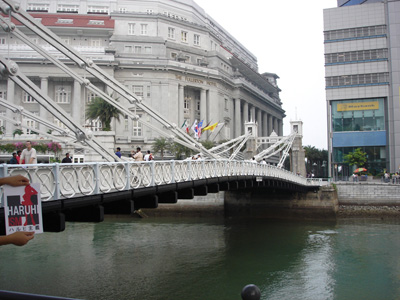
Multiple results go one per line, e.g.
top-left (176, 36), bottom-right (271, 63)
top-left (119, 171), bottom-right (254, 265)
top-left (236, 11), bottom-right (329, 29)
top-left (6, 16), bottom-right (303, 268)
top-left (27, 3), bottom-right (49, 12)
top-left (184, 98), bottom-right (190, 110)
top-left (0, 38), bottom-right (6, 45)
top-left (23, 92), bottom-right (36, 103)
top-left (144, 46), bottom-right (152, 54)
top-left (171, 52), bottom-right (177, 59)
top-left (85, 118), bottom-right (102, 131)
top-left (181, 31), bottom-right (188, 43)
top-left (124, 45), bottom-right (133, 53)
top-left (194, 34), bottom-right (200, 46)
top-left (56, 19), bottom-right (73, 24)
top-left (133, 115), bottom-right (142, 136)
top-left (87, 6), bottom-right (109, 14)
top-left (124, 115), bottom-right (129, 131)
top-left (86, 92), bottom-right (97, 103)
top-left (140, 24), bottom-right (148, 35)
top-left (23, 113), bottom-right (39, 134)
top-left (119, 7), bottom-right (127, 13)
top-left (225, 98), bottom-right (229, 111)
top-left (53, 117), bottom-right (68, 130)
top-left (196, 100), bottom-right (200, 111)
top-left (88, 20), bottom-right (105, 26)
top-left (168, 27), bottom-right (175, 39)
top-left (132, 86), bottom-right (143, 97)
top-left (331, 98), bottom-right (385, 132)
top-left (0, 90), bottom-right (7, 99)
top-left (55, 85), bottom-right (71, 103)
top-left (147, 86), bottom-right (151, 97)
top-left (146, 9), bottom-right (153, 14)
top-left (57, 4), bottom-right (78, 13)
top-left (325, 49), bottom-right (388, 65)
top-left (134, 46), bottom-right (142, 54)
top-left (325, 73), bottom-right (389, 88)
top-left (128, 23), bottom-right (135, 35)
top-left (324, 25), bottom-right (386, 42)
top-left (90, 39), bottom-right (101, 47)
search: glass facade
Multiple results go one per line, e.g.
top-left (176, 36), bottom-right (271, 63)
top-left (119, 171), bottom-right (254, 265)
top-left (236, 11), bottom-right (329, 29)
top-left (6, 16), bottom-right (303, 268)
top-left (331, 98), bottom-right (387, 175)
top-left (332, 98), bottom-right (385, 132)
top-left (333, 146), bottom-right (386, 174)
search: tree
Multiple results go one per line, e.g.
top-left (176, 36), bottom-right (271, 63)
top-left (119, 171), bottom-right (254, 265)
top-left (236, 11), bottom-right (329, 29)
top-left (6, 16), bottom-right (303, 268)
top-left (152, 137), bottom-right (168, 159)
top-left (168, 141), bottom-right (193, 159)
top-left (86, 97), bottom-right (122, 131)
top-left (304, 145), bottom-right (328, 176)
top-left (201, 140), bottom-right (216, 150)
top-left (344, 148), bottom-right (367, 168)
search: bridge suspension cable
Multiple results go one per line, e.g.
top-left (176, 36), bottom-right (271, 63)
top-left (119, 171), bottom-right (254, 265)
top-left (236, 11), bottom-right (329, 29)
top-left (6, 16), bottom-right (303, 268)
top-left (0, 0), bottom-right (220, 160)
top-left (254, 131), bottom-right (297, 168)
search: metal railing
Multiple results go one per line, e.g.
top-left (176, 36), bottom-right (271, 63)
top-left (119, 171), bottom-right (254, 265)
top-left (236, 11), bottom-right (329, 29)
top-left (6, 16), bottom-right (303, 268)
top-left (0, 160), bottom-right (314, 205)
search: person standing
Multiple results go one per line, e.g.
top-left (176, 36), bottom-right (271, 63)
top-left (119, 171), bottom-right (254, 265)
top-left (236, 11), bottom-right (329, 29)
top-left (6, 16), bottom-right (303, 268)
top-left (115, 147), bottom-right (122, 158)
top-left (61, 153), bottom-right (72, 163)
top-left (9, 152), bottom-right (18, 164)
top-left (20, 141), bottom-right (37, 165)
top-left (16, 150), bottom-right (22, 164)
top-left (133, 147), bottom-right (144, 161)
top-left (144, 150), bottom-right (153, 161)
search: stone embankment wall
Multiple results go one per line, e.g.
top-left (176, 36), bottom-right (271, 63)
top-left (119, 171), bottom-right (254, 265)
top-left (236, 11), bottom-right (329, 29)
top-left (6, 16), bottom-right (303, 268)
top-left (336, 182), bottom-right (400, 206)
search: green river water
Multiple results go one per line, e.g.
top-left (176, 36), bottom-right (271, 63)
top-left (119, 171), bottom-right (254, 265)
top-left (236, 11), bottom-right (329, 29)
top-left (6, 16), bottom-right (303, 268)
top-left (1, 216), bottom-right (399, 300)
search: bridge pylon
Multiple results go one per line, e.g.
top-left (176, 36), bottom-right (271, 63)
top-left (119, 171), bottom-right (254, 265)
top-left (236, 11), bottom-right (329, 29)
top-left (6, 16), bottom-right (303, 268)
top-left (244, 119), bottom-right (306, 176)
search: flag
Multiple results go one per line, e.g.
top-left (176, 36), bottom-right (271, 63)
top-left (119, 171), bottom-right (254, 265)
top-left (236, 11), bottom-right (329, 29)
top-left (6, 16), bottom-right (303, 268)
top-left (181, 119), bottom-right (189, 134)
top-left (191, 120), bottom-right (198, 139)
top-left (180, 119), bottom-right (187, 129)
top-left (201, 121), bottom-right (211, 133)
top-left (203, 122), bottom-right (218, 132)
top-left (197, 120), bottom-right (204, 138)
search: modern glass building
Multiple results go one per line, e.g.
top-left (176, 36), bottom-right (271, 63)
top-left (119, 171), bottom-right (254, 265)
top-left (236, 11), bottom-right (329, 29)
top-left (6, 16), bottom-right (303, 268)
top-left (324, 0), bottom-right (400, 177)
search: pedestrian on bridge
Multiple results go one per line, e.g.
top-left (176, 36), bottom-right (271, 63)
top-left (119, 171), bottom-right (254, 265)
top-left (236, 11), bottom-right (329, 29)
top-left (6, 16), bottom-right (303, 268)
top-left (9, 153), bottom-right (18, 164)
top-left (115, 147), bottom-right (122, 158)
top-left (133, 147), bottom-right (144, 161)
top-left (62, 153), bottom-right (72, 163)
top-left (20, 141), bottom-right (37, 165)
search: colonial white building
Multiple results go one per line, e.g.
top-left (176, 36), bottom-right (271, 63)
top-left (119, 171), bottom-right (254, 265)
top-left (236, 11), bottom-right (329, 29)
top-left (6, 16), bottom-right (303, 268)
top-left (0, 0), bottom-right (284, 157)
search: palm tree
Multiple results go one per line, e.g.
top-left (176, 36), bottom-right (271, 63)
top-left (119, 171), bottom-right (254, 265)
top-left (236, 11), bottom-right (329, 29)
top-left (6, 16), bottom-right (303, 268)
top-left (86, 97), bottom-right (122, 131)
top-left (152, 137), bottom-right (168, 159)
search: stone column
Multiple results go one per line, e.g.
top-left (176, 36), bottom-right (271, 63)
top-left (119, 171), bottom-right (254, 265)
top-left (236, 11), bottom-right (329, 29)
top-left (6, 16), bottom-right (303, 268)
top-left (257, 109), bottom-right (262, 137)
top-left (274, 117), bottom-right (278, 134)
top-left (200, 89), bottom-right (207, 123)
top-left (234, 98), bottom-right (241, 137)
top-left (242, 102), bottom-right (249, 136)
top-left (250, 106), bottom-right (255, 122)
top-left (39, 77), bottom-right (48, 132)
top-left (278, 119), bottom-right (283, 136)
top-left (268, 114), bottom-right (273, 135)
top-left (5, 79), bottom-right (15, 137)
top-left (178, 85), bottom-right (184, 127)
top-left (263, 112), bottom-right (268, 137)
top-left (72, 79), bottom-right (81, 124)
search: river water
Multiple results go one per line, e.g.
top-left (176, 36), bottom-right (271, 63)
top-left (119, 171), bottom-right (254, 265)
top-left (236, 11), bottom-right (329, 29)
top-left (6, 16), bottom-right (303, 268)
top-left (1, 215), bottom-right (400, 300)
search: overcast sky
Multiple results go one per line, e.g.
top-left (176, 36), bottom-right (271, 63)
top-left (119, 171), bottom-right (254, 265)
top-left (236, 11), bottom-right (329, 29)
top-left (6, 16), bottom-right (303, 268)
top-left (195, 0), bottom-right (338, 149)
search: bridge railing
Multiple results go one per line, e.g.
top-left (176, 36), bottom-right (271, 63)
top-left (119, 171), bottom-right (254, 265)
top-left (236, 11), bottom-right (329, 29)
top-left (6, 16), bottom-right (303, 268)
top-left (0, 160), bottom-right (313, 205)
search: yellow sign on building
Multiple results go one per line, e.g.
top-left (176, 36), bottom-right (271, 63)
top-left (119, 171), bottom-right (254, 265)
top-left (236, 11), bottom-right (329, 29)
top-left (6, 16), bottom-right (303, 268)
top-left (337, 101), bottom-right (379, 112)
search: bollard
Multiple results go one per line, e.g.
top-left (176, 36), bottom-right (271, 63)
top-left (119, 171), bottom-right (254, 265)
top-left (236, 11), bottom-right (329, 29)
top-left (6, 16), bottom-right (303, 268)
top-left (241, 284), bottom-right (261, 300)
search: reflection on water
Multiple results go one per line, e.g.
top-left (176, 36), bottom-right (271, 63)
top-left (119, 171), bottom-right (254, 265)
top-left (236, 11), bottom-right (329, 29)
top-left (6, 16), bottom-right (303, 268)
top-left (1, 217), bottom-right (400, 300)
